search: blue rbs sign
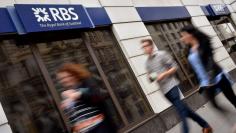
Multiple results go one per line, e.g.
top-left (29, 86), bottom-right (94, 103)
top-left (206, 4), bottom-right (230, 16)
top-left (14, 4), bottom-right (94, 33)
top-left (0, 8), bottom-right (16, 33)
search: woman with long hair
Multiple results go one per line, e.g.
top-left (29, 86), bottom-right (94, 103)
top-left (180, 25), bottom-right (236, 112)
top-left (57, 63), bottom-right (113, 133)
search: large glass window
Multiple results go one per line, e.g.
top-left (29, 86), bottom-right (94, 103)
top-left (146, 21), bottom-right (198, 96)
top-left (36, 29), bottom-right (151, 131)
top-left (209, 16), bottom-right (236, 63)
top-left (0, 40), bottom-right (65, 133)
top-left (36, 37), bottom-right (123, 130)
top-left (84, 30), bottom-right (151, 123)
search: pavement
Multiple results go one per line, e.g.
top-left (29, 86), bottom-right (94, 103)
top-left (167, 84), bottom-right (236, 133)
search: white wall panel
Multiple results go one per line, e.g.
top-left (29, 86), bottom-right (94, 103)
top-left (218, 57), bottom-right (236, 72)
top-left (186, 6), bottom-right (205, 16)
top-left (231, 1), bottom-right (236, 11)
top-left (227, 5), bottom-right (234, 13)
top-left (129, 55), bottom-right (148, 76)
top-left (112, 22), bottom-right (150, 40)
top-left (0, 0), bottom-right (15, 7)
top-left (70, 0), bottom-right (101, 7)
top-left (181, 0), bottom-right (200, 6)
top-left (211, 36), bottom-right (224, 49)
top-left (15, 0), bottom-right (40, 4)
top-left (191, 16), bottom-right (211, 27)
top-left (0, 103), bottom-right (7, 126)
top-left (133, 0), bottom-right (183, 7)
top-left (105, 7), bottom-right (141, 23)
top-left (0, 125), bottom-right (12, 133)
top-left (231, 13), bottom-right (236, 24)
top-left (197, 0), bottom-right (224, 5)
top-left (39, 0), bottom-right (69, 4)
top-left (223, 0), bottom-right (235, 4)
top-left (199, 26), bottom-right (217, 37)
top-left (214, 47), bottom-right (230, 62)
top-left (99, 0), bottom-right (133, 6)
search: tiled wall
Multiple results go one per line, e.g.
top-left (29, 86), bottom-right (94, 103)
top-left (182, 0), bottom-right (224, 5)
top-left (223, 0), bottom-right (235, 4)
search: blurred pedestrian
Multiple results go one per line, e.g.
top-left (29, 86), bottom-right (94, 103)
top-left (180, 25), bottom-right (236, 112)
top-left (141, 39), bottom-right (212, 133)
top-left (57, 63), bottom-right (113, 133)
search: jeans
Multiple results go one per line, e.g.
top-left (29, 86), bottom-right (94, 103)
top-left (205, 74), bottom-right (236, 112)
top-left (165, 86), bottom-right (209, 133)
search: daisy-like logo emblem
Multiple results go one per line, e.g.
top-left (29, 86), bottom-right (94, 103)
top-left (32, 8), bottom-right (51, 22)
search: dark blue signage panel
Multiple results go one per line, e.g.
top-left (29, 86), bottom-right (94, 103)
top-left (14, 4), bottom-right (94, 33)
top-left (205, 4), bottom-right (230, 16)
top-left (201, 6), bottom-right (210, 16)
top-left (0, 8), bottom-right (16, 33)
top-left (210, 4), bottom-right (230, 16)
top-left (136, 6), bottom-right (191, 22)
top-left (86, 8), bottom-right (111, 26)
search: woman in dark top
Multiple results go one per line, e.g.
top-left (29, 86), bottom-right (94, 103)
top-left (180, 25), bottom-right (236, 112)
top-left (57, 63), bottom-right (113, 133)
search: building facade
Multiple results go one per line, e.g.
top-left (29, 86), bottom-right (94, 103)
top-left (0, 0), bottom-right (236, 133)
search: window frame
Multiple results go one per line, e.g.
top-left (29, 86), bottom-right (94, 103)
top-left (145, 20), bottom-right (199, 96)
top-left (26, 27), bottom-right (154, 132)
top-left (209, 16), bottom-right (236, 64)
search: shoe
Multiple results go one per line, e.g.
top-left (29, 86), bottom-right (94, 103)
top-left (202, 127), bottom-right (213, 133)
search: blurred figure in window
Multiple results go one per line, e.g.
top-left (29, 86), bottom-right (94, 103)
top-left (57, 63), bottom-right (113, 133)
top-left (11, 102), bottom-right (36, 133)
top-left (34, 100), bottom-right (64, 133)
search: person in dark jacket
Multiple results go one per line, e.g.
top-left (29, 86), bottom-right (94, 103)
top-left (57, 63), bottom-right (113, 133)
top-left (180, 25), bottom-right (236, 112)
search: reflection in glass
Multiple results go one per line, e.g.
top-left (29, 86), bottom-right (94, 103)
top-left (217, 23), bottom-right (235, 40)
top-left (210, 17), bottom-right (236, 64)
top-left (0, 40), bottom-right (65, 133)
top-left (84, 30), bottom-right (151, 123)
top-left (36, 37), bottom-right (124, 129)
top-left (147, 21), bottom-right (198, 95)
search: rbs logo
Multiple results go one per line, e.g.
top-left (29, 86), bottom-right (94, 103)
top-left (212, 5), bottom-right (225, 13)
top-left (32, 7), bottom-right (79, 22)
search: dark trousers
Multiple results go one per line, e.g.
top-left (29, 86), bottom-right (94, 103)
top-left (205, 74), bottom-right (236, 112)
top-left (88, 120), bottom-right (114, 133)
top-left (165, 86), bottom-right (209, 133)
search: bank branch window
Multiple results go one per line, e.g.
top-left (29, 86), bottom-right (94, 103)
top-left (210, 16), bottom-right (236, 63)
top-left (36, 29), bottom-right (152, 131)
top-left (146, 21), bottom-right (198, 96)
top-left (0, 40), bottom-right (65, 133)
